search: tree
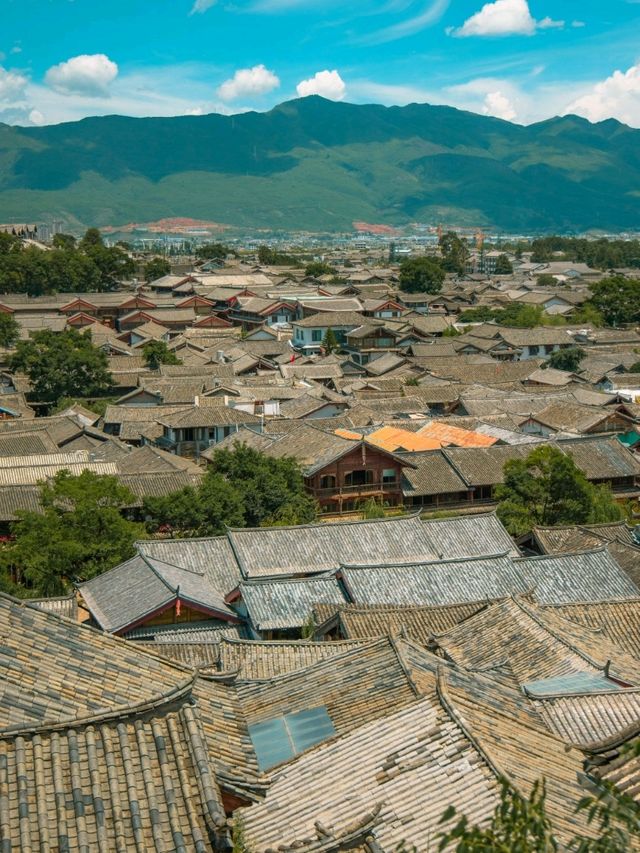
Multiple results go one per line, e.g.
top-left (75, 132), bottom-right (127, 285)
top-left (143, 444), bottom-right (317, 536)
top-left (439, 232), bottom-right (469, 274)
top-left (3, 471), bottom-right (141, 595)
top-left (572, 304), bottom-right (606, 328)
top-left (52, 233), bottom-right (77, 250)
top-left (211, 444), bottom-right (317, 528)
top-left (494, 254), bottom-right (513, 275)
top-left (305, 261), bottom-right (333, 278)
top-left (10, 328), bottom-right (112, 402)
top-left (143, 257), bottom-right (171, 281)
top-left (545, 347), bottom-right (585, 372)
top-left (496, 304), bottom-right (544, 328)
top-left (589, 276), bottom-right (640, 327)
top-left (0, 312), bottom-right (19, 348)
top-left (80, 228), bottom-right (135, 289)
top-left (536, 273), bottom-right (558, 287)
top-left (322, 327), bottom-right (339, 354)
top-left (438, 778), bottom-right (558, 852)
top-left (142, 339), bottom-right (181, 369)
top-left (458, 306), bottom-right (500, 323)
top-left (143, 475), bottom-right (245, 537)
top-left (195, 242), bottom-right (233, 261)
top-left (399, 257), bottom-right (445, 294)
top-left (495, 445), bottom-right (622, 537)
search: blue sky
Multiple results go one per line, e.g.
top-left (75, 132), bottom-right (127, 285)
top-left (1, 0), bottom-right (640, 127)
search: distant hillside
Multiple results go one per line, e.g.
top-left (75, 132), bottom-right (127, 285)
top-left (1, 96), bottom-right (639, 232)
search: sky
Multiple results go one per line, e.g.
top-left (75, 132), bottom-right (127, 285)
top-left (1, 0), bottom-right (640, 128)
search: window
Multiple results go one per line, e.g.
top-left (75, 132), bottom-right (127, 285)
top-left (319, 475), bottom-right (336, 489)
top-left (529, 345), bottom-right (540, 355)
top-left (345, 470), bottom-right (374, 486)
top-left (382, 468), bottom-right (397, 484)
top-left (248, 707), bottom-right (335, 771)
top-left (311, 329), bottom-right (323, 342)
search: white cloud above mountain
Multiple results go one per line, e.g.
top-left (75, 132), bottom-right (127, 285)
top-left (45, 54), bottom-right (118, 97)
top-left (217, 64), bottom-right (280, 101)
top-left (565, 64), bottom-right (640, 126)
top-left (452, 0), bottom-right (562, 37)
top-left (296, 70), bottom-right (346, 101)
top-left (0, 65), bottom-right (28, 103)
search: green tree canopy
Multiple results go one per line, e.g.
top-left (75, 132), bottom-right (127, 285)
top-left (495, 445), bottom-right (622, 536)
top-left (305, 261), bottom-right (333, 278)
top-left (52, 233), bottom-right (77, 250)
top-left (0, 312), bottom-right (19, 348)
top-left (142, 339), bottom-right (181, 369)
top-left (399, 257), bottom-right (445, 294)
top-left (143, 443), bottom-right (317, 536)
top-left (589, 276), bottom-right (640, 327)
top-left (10, 328), bottom-right (112, 402)
top-left (195, 242), bottom-right (233, 261)
top-left (0, 228), bottom-right (134, 296)
top-left (545, 346), bottom-right (585, 372)
top-left (2, 471), bottom-right (141, 595)
top-left (143, 257), bottom-right (171, 281)
top-left (494, 254), bottom-right (513, 274)
top-left (322, 327), bottom-right (339, 354)
top-left (439, 232), bottom-right (469, 274)
top-left (536, 273), bottom-right (558, 287)
top-left (257, 245), bottom-right (301, 266)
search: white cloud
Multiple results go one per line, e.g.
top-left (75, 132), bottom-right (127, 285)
top-left (190, 0), bottom-right (216, 13)
top-left (296, 69), bottom-right (346, 101)
top-left (453, 0), bottom-right (562, 37)
top-left (0, 65), bottom-right (28, 103)
top-left (483, 90), bottom-right (517, 121)
top-left (28, 109), bottom-right (45, 126)
top-left (45, 54), bottom-right (118, 97)
top-left (217, 64), bottom-right (280, 101)
top-left (565, 64), bottom-right (640, 126)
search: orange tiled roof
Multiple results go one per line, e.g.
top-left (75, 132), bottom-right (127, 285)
top-left (417, 421), bottom-right (498, 448)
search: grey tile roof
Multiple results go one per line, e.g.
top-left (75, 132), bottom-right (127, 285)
top-left (341, 553), bottom-right (527, 606)
top-left (227, 513), bottom-right (437, 578)
top-left (79, 552), bottom-right (237, 634)
top-left (239, 575), bottom-right (348, 631)
top-left (139, 536), bottom-right (242, 596)
top-left (515, 549), bottom-right (640, 604)
top-left (421, 512), bottom-right (521, 558)
top-left (0, 594), bottom-right (230, 851)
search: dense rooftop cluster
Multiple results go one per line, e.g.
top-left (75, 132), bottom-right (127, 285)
top-left (0, 243), bottom-right (639, 849)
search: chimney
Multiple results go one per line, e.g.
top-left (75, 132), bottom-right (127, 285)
top-left (194, 395), bottom-right (200, 407)
top-left (217, 350), bottom-right (226, 363)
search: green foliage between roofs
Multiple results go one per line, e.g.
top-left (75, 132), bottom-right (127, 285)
top-left (305, 261), bottom-right (333, 278)
top-left (0, 227), bottom-right (134, 296)
top-left (399, 256), bottom-right (445, 294)
top-left (322, 327), bottom-right (338, 354)
top-left (0, 471), bottom-right (142, 596)
top-left (9, 328), bottom-right (113, 402)
top-left (588, 276), bottom-right (640, 327)
top-left (493, 253), bottom-right (514, 275)
top-left (495, 445), bottom-right (623, 537)
top-left (142, 339), bottom-right (181, 369)
top-left (0, 312), bottom-right (19, 348)
top-left (143, 443), bottom-right (317, 536)
top-left (439, 231), bottom-right (470, 274)
top-left (544, 346), bottom-right (585, 372)
top-left (195, 242), bottom-right (234, 261)
top-left (143, 256), bottom-right (171, 281)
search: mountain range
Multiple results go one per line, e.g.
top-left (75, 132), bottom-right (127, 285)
top-left (1, 96), bottom-right (639, 233)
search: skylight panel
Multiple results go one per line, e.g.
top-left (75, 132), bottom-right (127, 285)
top-left (248, 706), bottom-right (335, 771)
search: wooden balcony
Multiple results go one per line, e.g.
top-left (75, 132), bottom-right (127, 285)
top-left (309, 480), bottom-right (400, 501)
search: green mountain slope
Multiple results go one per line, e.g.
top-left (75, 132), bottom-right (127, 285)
top-left (0, 96), bottom-right (639, 231)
